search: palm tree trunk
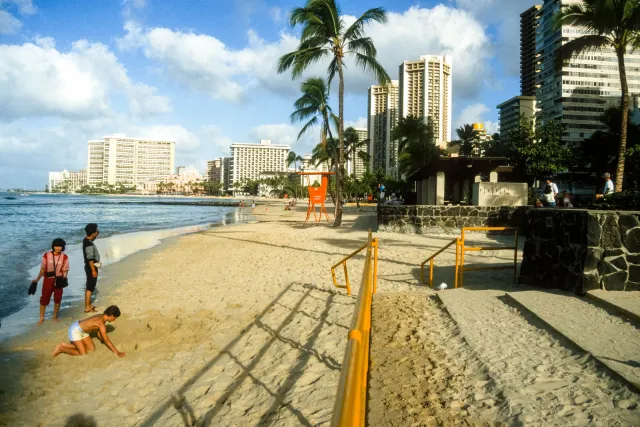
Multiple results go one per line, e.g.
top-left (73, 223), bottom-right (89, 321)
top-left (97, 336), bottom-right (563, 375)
top-left (334, 60), bottom-right (345, 227)
top-left (615, 47), bottom-right (629, 192)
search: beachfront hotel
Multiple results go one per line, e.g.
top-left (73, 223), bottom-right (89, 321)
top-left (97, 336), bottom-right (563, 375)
top-left (535, 0), bottom-right (640, 143)
top-left (368, 81), bottom-right (399, 177)
top-left (520, 5), bottom-right (542, 97)
top-left (87, 134), bottom-right (175, 187)
top-left (399, 55), bottom-right (453, 149)
top-left (229, 140), bottom-right (290, 190)
top-left (347, 128), bottom-right (369, 179)
top-left (47, 169), bottom-right (87, 192)
top-left (207, 157), bottom-right (232, 191)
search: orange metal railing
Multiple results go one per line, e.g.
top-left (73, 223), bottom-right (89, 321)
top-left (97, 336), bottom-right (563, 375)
top-left (331, 242), bottom-right (369, 295)
top-left (459, 226), bottom-right (518, 287)
top-left (419, 227), bottom-right (519, 288)
top-left (331, 230), bottom-right (378, 427)
top-left (420, 238), bottom-right (460, 288)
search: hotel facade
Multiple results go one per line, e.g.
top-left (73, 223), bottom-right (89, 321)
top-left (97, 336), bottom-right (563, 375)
top-left (87, 134), bottom-right (175, 186)
top-left (347, 128), bottom-right (369, 179)
top-left (229, 140), bottom-right (290, 189)
top-left (368, 81), bottom-right (399, 176)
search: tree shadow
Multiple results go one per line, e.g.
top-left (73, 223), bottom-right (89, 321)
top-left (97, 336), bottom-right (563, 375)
top-left (138, 281), bottom-right (351, 426)
top-left (65, 413), bottom-right (97, 427)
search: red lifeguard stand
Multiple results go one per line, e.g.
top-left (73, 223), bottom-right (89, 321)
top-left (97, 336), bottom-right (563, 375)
top-left (299, 171), bottom-right (334, 223)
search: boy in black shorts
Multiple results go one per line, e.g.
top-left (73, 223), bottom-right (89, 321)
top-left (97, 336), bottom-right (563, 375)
top-left (83, 223), bottom-right (101, 313)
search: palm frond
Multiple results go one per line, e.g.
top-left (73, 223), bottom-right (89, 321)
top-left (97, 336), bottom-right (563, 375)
top-left (290, 105), bottom-right (321, 123)
top-left (353, 53), bottom-right (391, 85)
top-left (291, 47), bottom-right (331, 78)
top-left (555, 35), bottom-right (610, 70)
top-left (344, 7), bottom-right (387, 41)
top-left (327, 57), bottom-right (339, 87)
top-left (298, 117), bottom-right (319, 140)
top-left (346, 37), bottom-right (377, 57)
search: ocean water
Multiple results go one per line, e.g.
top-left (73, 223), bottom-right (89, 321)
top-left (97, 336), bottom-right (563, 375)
top-left (0, 193), bottom-right (242, 328)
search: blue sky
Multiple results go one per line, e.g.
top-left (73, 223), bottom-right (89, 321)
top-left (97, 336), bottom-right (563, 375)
top-left (0, 0), bottom-right (540, 189)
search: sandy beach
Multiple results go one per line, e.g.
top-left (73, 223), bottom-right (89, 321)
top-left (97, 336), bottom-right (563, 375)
top-left (1, 205), bottom-right (639, 426)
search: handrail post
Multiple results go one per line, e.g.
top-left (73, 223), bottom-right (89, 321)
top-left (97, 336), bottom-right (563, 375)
top-left (460, 229), bottom-right (466, 288)
top-left (372, 238), bottom-right (378, 294)
top-left (343, 261), bottom-right (351, 295)
top-left (454, 238), bottom-right (460, 289)
top-left (429, 259), bottom-right (434, 288)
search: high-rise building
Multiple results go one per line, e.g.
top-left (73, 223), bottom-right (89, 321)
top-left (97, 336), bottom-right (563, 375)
top-left (399, 55), bottom-right (452, 149)
top-left (87, 134), bottom-right (175, 186)
top-left (536, 0), bottom-right (640, 143)
top-left (48, 169), bottom-right (87, 192)
top-left (368, 81), bottom-right (399, 176)
top-left (497, 96), bottom-right (537, 138)
top-left (520, 5), bottom-right (542, 96)
top-left (229, 140), bottom-right (289, 189)
top-left (471, 123), bottom-right (493, 156)
top-left (299, 153), bottom-right (328, 187)
top-left (347, 128), bottom-right (369, 179)
top-left (48, 170), bottom-right (69, 192)
top-left (207, 157), bottom-right (232, 190)
top-left (176, 166), bottom-right (201, 178)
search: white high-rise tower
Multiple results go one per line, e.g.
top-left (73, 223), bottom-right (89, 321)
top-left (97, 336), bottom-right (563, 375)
top-left (399, 55), bottom-right (453, 149)
top-left (368, 81), bottom-right (399, 177)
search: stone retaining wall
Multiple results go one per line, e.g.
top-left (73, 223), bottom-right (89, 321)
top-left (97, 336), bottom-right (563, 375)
top-left (519, 209), bottom-right (640, 294)
top-left (377, 205), bottom-right (528, 234)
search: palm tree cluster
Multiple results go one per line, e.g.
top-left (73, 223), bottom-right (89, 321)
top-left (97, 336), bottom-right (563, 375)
top-left (555, 0), bottom-right (640, 191)
top-left (392, 116), bottom-right (444, 177)
top-left (278, 0), bottom-right (390, 226)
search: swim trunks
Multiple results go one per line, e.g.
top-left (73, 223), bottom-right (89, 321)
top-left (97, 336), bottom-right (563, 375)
top-left (68, 321), bottom-right (89, 342)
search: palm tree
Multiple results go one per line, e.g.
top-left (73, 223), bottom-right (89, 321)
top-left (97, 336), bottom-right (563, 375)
top-left (391, 116), bottom-right (441, 176)
top-left (555, 0), bottom-right (640, 192)
top-left (290, 77), bottom-right (337, 148)
top-left (286, 151), bottom-right (303, 171)
top-left (344, 126), bottom-right (371, 175)
top-left (278, 0), bottom-right (390, 226)
top-left (448, 124), bottom-right (477, 157)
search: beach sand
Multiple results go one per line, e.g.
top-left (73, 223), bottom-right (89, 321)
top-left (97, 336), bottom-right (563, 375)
top-left (1, 205), bottom-right (638, 426)
top-left (0, 206), bottom-right (379, 426)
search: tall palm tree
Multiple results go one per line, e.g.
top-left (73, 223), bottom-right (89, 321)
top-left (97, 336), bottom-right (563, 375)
top-left (555, 0), bottom-right (640, 192)
top-left (286, 151), bottom-right (304, 171)
top-left (278, 0), bottom-right (390, 226)
top-left (392, 116), bottom-right (441, 176)
top-left (290, 78), bottom-right (337, 148)
top-left (344, 126), bottom-right (371, 175)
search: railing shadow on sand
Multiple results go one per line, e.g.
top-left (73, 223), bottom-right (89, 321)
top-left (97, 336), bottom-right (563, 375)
top-left (137, 281), bottom-right (349, 426)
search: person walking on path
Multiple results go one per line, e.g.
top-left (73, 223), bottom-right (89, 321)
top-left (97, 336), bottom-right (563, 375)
top-left (542, 178), bottom-right (559, 208)
top-left (52, 305), bottom-right (125, 358)
top-left (83, 223), bottom-right (101, 313)
top-left (30, 238), bottom-right (69, 324)
top-left (603, 173), bottom-right (615, 195)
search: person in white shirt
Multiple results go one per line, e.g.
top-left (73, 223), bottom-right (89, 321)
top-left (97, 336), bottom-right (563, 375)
top-left (543, 178), bottom-right (559, 207)
top-left (603, 173), bottom-right (615, 195)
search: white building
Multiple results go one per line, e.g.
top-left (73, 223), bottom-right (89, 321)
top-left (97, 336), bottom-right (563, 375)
top-left (497, 96), bottom-right (537, 138)
top-left (399, 55), bottom-right (453, 149)
top-left (48, 169), bottom-right (87, 192)
top-left (176, 166), bottom-right (202, 179)
top-left (206, 157), bottom-right (231, 190)
top-left (87, 134), bottom-right (175, 187)
top-left (368, 81), bottom-right (399, 176)
top-left (300, 154), bottom-right (328, 187)
top-left (230, 140), bottom-right (289, 190)
top-left (536, 0), bottom-right (640, 143)
top-left (347, 128), bottom-right (369, 179)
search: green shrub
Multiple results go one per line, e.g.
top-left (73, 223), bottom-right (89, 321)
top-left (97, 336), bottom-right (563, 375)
top-left (588, 189), bottom-right (640, 210)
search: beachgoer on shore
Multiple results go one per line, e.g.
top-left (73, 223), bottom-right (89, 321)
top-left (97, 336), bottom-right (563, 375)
top-left (603, 173), bottom-right (614, 195)
top-left (30, 238), bottom-right (69, 324)
top-left (52, 305), bottom-right (125, 358)
top-left (83, 223), bottom-right (101, 313)
top-left (542, 178), bottom-right (558, 207)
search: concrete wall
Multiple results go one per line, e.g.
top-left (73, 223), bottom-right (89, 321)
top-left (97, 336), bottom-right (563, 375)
top-left (377, 205), bottom-right (528, 234)
top-left (519, 209), bottom-right (640, 294)
top-left (472, 182), bottom-right (528, 207)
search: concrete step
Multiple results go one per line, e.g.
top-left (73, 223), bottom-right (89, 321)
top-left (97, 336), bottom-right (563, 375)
top-left (506, 289), bottom-right (640, 392)
top-left (586, 290), bottom-right (640, 322)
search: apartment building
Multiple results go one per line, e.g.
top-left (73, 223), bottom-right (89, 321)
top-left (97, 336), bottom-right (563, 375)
top-left (87, 134), bottom-right (175, 186)
top-left (536, 0), bottom-right (640, 143)
top-left (368, 81), bottom-right (399, 176)
top-left (229, 140), bottom-right (289, 189)
top-left (48, 169), bottom-right (87, 192)
top-left (521, 5), bottom-right (542, 96)
top-left (399, 55), bottom-right (452, 149)
top-left (347, 128), bottom-right (369, 179)
top-left (497, 96), bottom-right (537, 138)
top-left (299, 154), bottom-right (329, 187)
top-left (206, 157), bottom-right (232, 190)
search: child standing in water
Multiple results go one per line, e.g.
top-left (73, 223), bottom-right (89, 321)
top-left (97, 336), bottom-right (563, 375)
top-left (30, 238), bottom-right (69, 324)
top-left (52, 305), bottom-right (125, 358)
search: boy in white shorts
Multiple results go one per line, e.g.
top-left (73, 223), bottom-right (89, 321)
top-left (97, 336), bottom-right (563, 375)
top-left (53, 305), bottom-right (125, 358)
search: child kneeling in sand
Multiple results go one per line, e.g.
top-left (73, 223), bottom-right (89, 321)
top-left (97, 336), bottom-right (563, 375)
top-left (53, 305), bottom-right (125, 358)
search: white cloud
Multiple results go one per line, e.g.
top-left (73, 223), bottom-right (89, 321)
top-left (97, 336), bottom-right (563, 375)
top-left (0, 10), bottom-right (20, 34)
top-left (453, 0), bottom-right (537, 76)
top-left (0, 38), bottom-right (171, 120)
top-left (250, 123), bottom-right (302, 147)
top-left (454, 103), bottom-right (497, 134)
top-left (118, 4), bottom-right (491, 102)
top-left (1, 0), bottom-right (36, 15)
top-left (345, 117), bottom-right (367, 130)
top-left (268, 6), bottom-right (282, 23)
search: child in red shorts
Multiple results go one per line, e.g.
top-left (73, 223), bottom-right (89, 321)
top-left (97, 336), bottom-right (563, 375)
top-left (31, 238), bottom-right (69, 324)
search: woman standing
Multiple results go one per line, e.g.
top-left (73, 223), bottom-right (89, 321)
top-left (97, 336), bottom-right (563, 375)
top-left (31, 238), bottom-right (69, 324)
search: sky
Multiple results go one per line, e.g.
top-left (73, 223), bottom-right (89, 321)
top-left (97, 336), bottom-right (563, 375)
top-left (0, 0), bottom-right (541, 189)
